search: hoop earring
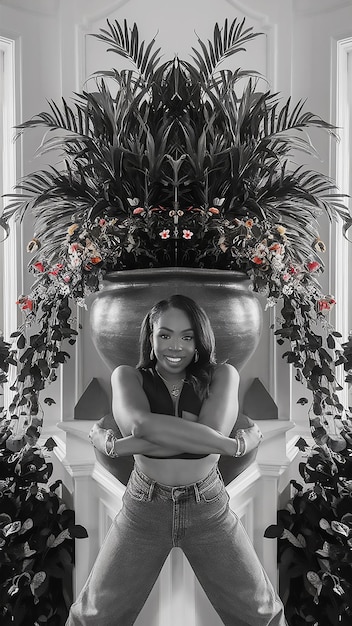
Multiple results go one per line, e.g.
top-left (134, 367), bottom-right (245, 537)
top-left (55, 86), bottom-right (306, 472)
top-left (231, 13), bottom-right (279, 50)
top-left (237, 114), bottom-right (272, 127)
top-left (150, 347), bottom-right (155, 361)
top-left (194, 350), bottom-right (199, 363)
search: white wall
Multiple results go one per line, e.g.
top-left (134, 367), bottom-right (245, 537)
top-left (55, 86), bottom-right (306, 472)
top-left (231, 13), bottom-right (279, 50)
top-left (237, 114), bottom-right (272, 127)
top-left (1, 0), bottom-right (351, 433)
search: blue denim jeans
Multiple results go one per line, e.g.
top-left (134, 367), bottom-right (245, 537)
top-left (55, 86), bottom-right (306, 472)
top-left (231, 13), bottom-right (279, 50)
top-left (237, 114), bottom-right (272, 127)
top-left (66, 464), bottom-right (287, 626)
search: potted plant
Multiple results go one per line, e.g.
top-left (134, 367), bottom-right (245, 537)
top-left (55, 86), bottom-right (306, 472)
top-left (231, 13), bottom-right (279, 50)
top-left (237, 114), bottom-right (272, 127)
top-left (0, 17), bottom-right (351, 464)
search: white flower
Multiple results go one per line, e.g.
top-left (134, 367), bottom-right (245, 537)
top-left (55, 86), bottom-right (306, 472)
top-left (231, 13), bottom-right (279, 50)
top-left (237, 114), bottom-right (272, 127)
top-left (265, 297), bottom-right (277, 309)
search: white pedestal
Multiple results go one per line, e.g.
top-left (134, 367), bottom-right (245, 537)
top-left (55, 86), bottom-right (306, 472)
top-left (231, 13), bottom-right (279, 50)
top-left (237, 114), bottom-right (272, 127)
top-left (57, 419), bottom-right (297, 625)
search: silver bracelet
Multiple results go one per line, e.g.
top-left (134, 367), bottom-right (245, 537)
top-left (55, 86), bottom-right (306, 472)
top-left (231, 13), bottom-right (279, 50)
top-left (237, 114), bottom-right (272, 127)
top-left (105, 429), bottom-right (119, 458)
top-left (233, 429), bottom-right (247, 457)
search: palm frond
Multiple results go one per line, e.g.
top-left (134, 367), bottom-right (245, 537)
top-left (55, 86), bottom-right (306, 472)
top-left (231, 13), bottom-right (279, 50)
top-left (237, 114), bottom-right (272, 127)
top-left (15, 98), bottom-right (90, 139)
top-left (190, 18), bottom-right (261, 84)
top-left (92, 19), bottom-right (162, 86)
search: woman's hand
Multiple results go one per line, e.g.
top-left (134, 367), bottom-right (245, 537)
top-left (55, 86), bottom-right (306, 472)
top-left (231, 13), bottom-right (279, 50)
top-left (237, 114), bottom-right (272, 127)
top-left (222, 422), bottom-right (263, 457)
top-left (88, 423), bottom-right (110, 454)
top-left (241, 423), bottom-right (263, 455)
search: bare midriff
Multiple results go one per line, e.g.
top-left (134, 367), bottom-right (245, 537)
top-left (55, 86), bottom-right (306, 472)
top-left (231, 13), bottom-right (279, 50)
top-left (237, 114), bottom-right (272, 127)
top-left (134, 454), bottom-right (220, 486)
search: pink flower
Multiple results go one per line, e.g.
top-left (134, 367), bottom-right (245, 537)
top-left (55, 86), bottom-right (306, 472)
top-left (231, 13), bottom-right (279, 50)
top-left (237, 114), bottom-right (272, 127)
top-left (288, 265), bottom-right (299, 275)
top-left (307, 261), bottom-right (320, 272)
top-left (159, 229), bottom-right (170, 239)
top-left (182, 229), bottom-right (193, 240)
top-left (269, 243), bottom-right (283, 254)
top-left (48, 263), bottom-right (63, 276)
top-left (16, 296), bottom-right (33, 311)
top-left (282, 273), bottom-right (290, 282)
top-left (69, 243), bottom-right (82, 253)
top-left (318, 296), bottom-right (336, 313)
top-left (208, 207), bottom-right (220, 215)
top-left (33, 262), bottom-right (45, 272)
top-left (133, 207), bottom-right (144, 215)
top-left (63, 275), bottom-right (71, 283)
top-left (99, 218), bottom-right (106, 226)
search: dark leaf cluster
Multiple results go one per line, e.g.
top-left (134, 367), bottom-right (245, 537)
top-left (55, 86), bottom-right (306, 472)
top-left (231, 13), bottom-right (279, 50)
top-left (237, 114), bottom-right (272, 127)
top-left (265, 426), bottom-right (352, 626)
top-left (0, 423), bottom-right (87, 625)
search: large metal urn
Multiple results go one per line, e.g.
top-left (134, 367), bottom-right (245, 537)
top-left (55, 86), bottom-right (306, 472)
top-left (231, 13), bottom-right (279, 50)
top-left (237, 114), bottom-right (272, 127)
top-left (90, 268), bottom-right (263, 485)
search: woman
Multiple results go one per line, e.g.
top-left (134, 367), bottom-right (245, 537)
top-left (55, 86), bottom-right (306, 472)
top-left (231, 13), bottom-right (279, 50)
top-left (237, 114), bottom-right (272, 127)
top-left (67, 294), bottom-right (287, 626)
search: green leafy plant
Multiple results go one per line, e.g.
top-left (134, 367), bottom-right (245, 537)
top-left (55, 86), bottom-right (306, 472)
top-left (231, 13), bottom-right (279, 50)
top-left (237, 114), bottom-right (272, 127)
top-left (265, 349), bottom-right (352, 626)
top-left (265, 429), bottom-right (352, 625)
top-left (0, 426), bottom-right (88, 625)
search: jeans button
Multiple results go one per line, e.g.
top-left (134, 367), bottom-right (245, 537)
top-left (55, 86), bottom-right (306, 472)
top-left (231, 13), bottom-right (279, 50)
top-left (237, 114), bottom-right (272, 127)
top-left (172, 488), bottom-right (185, 500)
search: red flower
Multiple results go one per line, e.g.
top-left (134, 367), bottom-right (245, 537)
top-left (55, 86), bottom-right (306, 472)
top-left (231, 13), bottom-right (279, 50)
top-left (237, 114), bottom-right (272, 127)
top-left (69, 243), bottom-right (82, 253)
top-left (16, 296), bottom-right (33, 311)
top-left (182, 229), bottom-right (193, 240)
top-left (288, 265), bottom-right (298, 275)
top-left (318, 296), bottom-right (336, 312)
top-left (269, 243), bottom-right (282, 253)
top-left (252, 256), bottom-right (263, 265)
top-left (33, 262), bottom-right (45, 272)
top-left (90, 256), bottom-right (102, 264)
top-left (133, 207), bottom-right (144, 215)
top-left (208, 207), bottom-right (220, 215)
top-left (307, 261), bottom-right (320, 272)
top-left (159, 229), bottom-right (170, 239)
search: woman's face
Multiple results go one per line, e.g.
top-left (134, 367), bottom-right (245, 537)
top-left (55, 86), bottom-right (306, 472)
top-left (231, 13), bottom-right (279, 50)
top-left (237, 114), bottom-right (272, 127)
top-left (151, 307), bottom-right (196, 378)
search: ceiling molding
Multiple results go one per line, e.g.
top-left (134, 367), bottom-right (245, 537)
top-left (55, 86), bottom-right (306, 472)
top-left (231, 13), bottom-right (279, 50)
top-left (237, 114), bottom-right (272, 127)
top-left (0, 0), bottom-right (59, 16)
top-left (80, 0), bottom-right (131, 28)
top-left (225, 0), bottom-right (271, 24)
top-left (294, 0), bottom-right (352, 17)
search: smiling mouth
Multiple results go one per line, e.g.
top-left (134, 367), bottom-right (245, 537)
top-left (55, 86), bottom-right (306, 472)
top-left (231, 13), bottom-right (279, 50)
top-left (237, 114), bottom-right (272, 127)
top-left (164, 356), bottom-right (183, 363)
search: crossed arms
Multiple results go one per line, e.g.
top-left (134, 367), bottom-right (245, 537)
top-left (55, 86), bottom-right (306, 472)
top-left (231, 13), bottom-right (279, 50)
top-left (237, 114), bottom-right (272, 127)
top-left (99, 362), bottom-right (244, 457)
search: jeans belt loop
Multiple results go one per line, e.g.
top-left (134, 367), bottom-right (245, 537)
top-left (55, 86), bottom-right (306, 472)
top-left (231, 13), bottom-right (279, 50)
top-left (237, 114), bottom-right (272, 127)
top-left (193, 483), bottom-right (201, 503)
top-left (148, 480), bottom-right (155, 501)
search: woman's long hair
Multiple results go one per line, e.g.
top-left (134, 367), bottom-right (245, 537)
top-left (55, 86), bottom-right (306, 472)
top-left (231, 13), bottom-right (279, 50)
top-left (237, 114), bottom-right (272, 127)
top-left (137, 294), bottom-right (217, 400)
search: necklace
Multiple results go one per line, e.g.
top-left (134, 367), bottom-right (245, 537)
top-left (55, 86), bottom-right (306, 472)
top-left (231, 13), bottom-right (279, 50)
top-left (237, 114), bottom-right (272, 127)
top-left (155, 368), bottom-right (185, 398)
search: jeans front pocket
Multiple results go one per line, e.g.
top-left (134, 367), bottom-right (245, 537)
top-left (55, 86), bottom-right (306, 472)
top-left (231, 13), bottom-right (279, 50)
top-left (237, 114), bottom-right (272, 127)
top-left (200, 478), bottom-right (226, 503)
top-left (126, 471), bottom-right (150, 502)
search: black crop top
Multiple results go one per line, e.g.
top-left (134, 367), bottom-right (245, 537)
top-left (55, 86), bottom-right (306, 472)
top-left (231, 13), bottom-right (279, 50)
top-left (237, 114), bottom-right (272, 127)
top-left (140, 368), bottom-right (209, 460)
